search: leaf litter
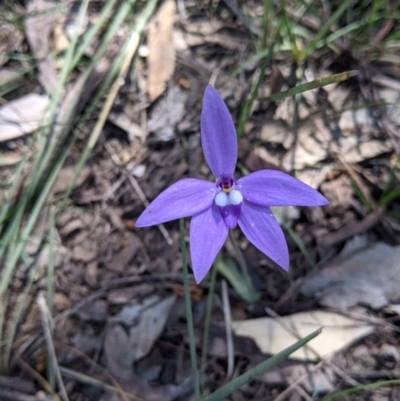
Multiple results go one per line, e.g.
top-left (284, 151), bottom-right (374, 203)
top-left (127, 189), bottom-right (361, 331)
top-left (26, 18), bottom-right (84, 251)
top-left (1, 1), bottom-right (400, 400)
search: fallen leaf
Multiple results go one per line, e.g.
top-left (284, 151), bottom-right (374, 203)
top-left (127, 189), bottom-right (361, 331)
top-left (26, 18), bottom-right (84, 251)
top-left (0, 19), bottom-right (24, 67)
top-left (232, 310), bottom-right (374, 361)
top-left (0, 94), bottom-right (50, 142)
top-left (25, 0), bottom-right (63, 94)
top-left (51, 166), bottom-right (91, 195)
top-left (147, 0), bottom-right (176, 101)
top-left (300, 242), bottom-right (400, 310)
top-left (147, 85), bottom-right (187, 141)
top-left (53, 292), bottom-right (71, 311)
top-left (104, 295), bottom-right (176, 378)
top-left (258, 362), bottom-right (334, 393)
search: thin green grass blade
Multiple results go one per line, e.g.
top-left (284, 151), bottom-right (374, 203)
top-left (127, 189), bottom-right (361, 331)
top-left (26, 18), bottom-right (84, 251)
top-left (300, 0), bottom-right (352, 60)
top-left (60, 0), bottom-right (157, 211)
top-left (200, 265), bottom-right (217, 396)
top-left (279, 217), bottom-right (315, 268)
top-left (71, 0), bottom-right (120, 68)
top-left (179, 219), bottom-right (201, 401)
top-left (350, 179), bottom-right (373, 212)
top-left (73, 0), bottom-right (137, 72)
top-left (0, 140), bottom-right (72, 371)
top-left (0, 154), bottom-right (27, 229)
top-left (203, 328), bottom-right (322, 401)
top-left (214, 255), bottom-right (259, 304)
top-left (3, 251), bottom-right (37, 372)
top-left (386, 210), bottom-right (400, 218)
top-left (0, 213), bottom-right (23, 371)
top-left (0, 25), bottom-right (90, 306)
top-left (29, 0), bottom-right (89, 192)
top-left (0, 142), bottom-right (70, 295)
top-left (282, 6), bottom-right (300, 62)
top-left (237, 43), bottom-right (275, 136)
top-left (379, 187), bottom-right (400, 206)
top-left (47, 207), bottom-right (56, 392)
top-left (320, 379), bottom-right (400, 401)
top-left (267, 70), bottom-right (358, 102)
top-left (317, 13), bottom-right (383, 48)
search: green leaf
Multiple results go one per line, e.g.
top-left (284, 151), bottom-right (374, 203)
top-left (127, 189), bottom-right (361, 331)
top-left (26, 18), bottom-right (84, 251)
top-left (321, 379), bottom-right (400, 401)
top-left (215, 255), bottom-right (260, 304)
top-left (203, 328), bottom-right (322, 401)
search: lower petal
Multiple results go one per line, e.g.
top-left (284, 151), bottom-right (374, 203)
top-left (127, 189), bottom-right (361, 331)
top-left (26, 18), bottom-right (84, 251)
top-left (219, 204), bottom-right (241, 228)
top-left (190, 205), bottom-right (228, 283)
top-left (238, 202), bottom-right (289, 271)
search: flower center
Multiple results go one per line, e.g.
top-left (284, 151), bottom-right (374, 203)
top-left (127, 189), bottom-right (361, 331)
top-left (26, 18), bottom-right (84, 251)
top-left (217, 172), bottom-right (235, 193)
top-left (214, 172), bottom-right (243, 228)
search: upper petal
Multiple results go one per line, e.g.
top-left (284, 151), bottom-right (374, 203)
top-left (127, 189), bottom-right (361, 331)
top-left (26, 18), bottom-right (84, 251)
top-left (135, 179), bottom-right (216, 227)
top-left (238, 202), bottom-right (289, 271)
top-left (190, 205), bottom-right (228, 283)
top-left (238, 170), bottom-right (329, 207)
top-left (201, 86), bottom-right (237, 177)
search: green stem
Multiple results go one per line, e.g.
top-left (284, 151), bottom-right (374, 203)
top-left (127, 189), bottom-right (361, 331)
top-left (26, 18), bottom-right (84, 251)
top-left (228, 230), bottom-right (253, 290)
top-left (200, 264), bottom-right (217, 395)
top-left (179, 219), bottom-right (201, 401)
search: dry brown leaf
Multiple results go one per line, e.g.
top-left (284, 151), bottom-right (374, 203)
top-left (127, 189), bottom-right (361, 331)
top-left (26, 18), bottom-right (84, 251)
top-left (300, 242), bottom-right (400, 310)
top-left (147, 0), bottom-right (176, 101)
top-left (104, 295), bottom-right (176, 378)
top-left (50, 166), bottom-right (91, 195)
top-left (0, 19), bottom-right (24, 67)
top-left (25, 0), bottom-right (63, 94)
top-left (232, 311), bottom-right (374, 361)
top-left (0, 94), bottom-right (50, 142)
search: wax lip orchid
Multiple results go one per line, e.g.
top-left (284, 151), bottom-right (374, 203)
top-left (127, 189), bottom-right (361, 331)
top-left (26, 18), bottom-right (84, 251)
top-left (136, 85), bottom-right (329, 283)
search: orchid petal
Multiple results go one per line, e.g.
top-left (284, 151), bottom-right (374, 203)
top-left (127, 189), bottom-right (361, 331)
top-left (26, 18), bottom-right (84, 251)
top-left (201, 86), bottom-right (237, 177)
top-left (238, 202), bottom-right (289, 271)
top-left (136, 179), bottom-right (216, 227)
top-left (238, 170), bottom-right (329, 207)
top-left (190, 205), bottom-right (228, 283)
top-left (219, 204), bottom-right (241, 228)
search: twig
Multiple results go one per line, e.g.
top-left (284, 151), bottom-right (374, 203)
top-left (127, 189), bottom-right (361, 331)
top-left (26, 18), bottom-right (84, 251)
top-left (221, 279), bottom-right (234, 381)
top-left (55, 341), bottom-right (131, 401)
top-left (273, 361), bottom-right (324, 401)
top-left (37, 294), bottom-right (69, 401)
top-left (337, 154), bottom-right (377, 210)
top-left (102, 140), bottom-right (173, 246)
top-left (0, 388), bottom-right (54, 401)
top-left (320, 209), bottom-right (383, 247)
top-left (59, 367), bottom-right (142, 401)
top-left (15, 356), bottom-right (56, 398)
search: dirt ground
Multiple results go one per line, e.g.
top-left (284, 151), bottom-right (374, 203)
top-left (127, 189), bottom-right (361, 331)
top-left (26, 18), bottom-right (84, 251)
top-left (1, 1), bottom-right (400, 400)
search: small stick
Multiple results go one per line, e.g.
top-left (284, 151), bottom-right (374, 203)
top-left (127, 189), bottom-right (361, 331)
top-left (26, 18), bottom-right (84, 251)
top-left (37, 294), bottom-right (70, 401)
top-left (59, 367), bottom-right (142, 401)
top-left (273, 361), bottom-right (324, 401)
top-left (0, 388), bottom-right (55, 401)
top-left (337, 154), bottom-right (377, 210)
top-left (221, 279), bottom-right (234, 381)
top-left (320, 209), bottom-right (383, 247)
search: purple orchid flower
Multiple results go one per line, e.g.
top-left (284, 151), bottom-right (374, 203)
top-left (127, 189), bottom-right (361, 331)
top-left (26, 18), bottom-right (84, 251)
top-left (136, 85), bottom-right (328, 283)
